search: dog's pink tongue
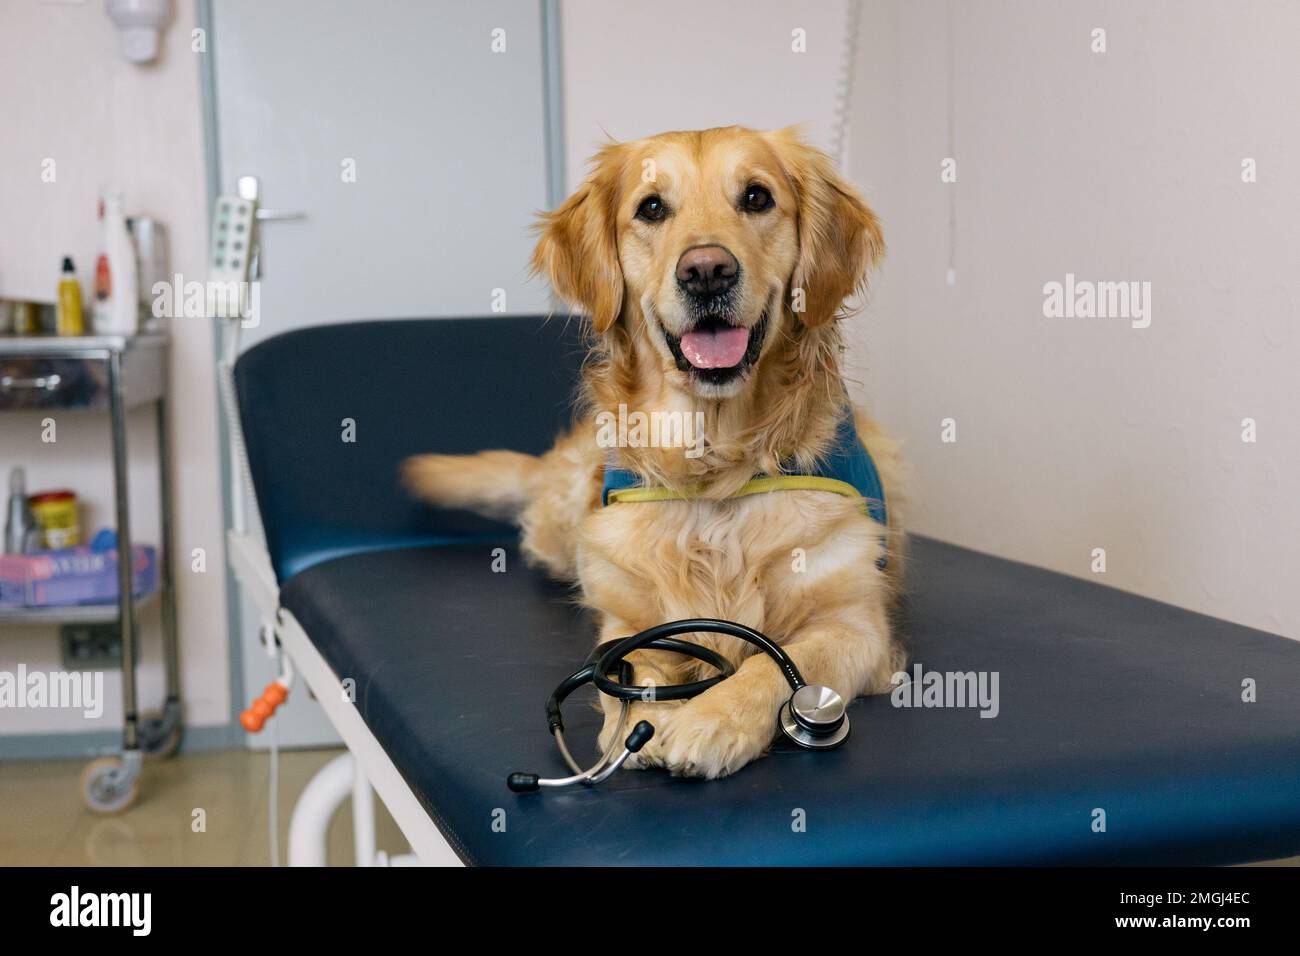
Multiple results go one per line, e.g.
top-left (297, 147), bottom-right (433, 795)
top-left (679, 326), bottom-right (750, 369)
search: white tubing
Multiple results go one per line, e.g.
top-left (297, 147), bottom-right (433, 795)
top-left (267, 629), bottom-right (291, 867)
top-left (269, 713), bottom-right (279, 867)
top-left (352, 761), bottom-right (377, 868)
top-left (276, 650), bottom-right (295, 690)
top-left (288, 752), bottom-right (354, 867)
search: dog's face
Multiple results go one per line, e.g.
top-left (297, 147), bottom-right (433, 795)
top-left (534, 127), bottom-right (883, 400)
top-left (617, 131), bottom-right (797, 396)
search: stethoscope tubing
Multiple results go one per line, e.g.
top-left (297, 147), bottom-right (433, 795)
top-left (591, 619), bottom-right (807, 699)
top-left (511, 620), bottom-right (818, 792)
top-left (545, 633), bottom-right (741, 728)
top-left (555, 695), bottom-right (628, 777)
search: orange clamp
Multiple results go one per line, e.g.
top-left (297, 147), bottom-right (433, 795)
top-left (240, 682), bottom-right (289, 732)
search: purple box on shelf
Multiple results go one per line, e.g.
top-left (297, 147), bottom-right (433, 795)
top-left (0, 544), bottom-right (157, 608)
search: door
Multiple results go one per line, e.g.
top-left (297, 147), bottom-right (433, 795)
top-left (209, 0), bottom-right (555, 746)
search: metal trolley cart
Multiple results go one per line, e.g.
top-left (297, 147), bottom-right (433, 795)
top-left (0, 333), bottom-right (181, 812)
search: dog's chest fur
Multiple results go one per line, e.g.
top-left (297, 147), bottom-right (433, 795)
top-left (575, 489), bottom-right (884, 645)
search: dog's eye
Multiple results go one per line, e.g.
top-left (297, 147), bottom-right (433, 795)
top-left (742, 184), bottom-right (774, 213)
top-left (636, 195), bottom-right (667, 222)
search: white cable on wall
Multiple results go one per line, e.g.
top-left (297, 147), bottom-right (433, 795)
top-left (830, 0), bottom-right (862, 172)
top-left (269, 694), bottom-right (280, 867)
top-left (945, 0), bottom-right (957, 286)
top-left (217, 318), bottom-right (264, 543)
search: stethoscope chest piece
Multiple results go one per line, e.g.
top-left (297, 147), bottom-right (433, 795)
top-left (779, 684), bottom-right (850, 749)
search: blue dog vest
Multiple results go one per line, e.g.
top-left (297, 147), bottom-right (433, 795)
top-left (601, 409), bottom-right (889, 568)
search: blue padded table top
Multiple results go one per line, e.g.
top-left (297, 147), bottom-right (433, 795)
top-left (279, 535), bottom-right (1300, 866)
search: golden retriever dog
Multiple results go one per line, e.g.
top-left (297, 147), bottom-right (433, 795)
top-left (404, 126), bottom-right (907, 779)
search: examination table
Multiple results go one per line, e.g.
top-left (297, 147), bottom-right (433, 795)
top-left (232, 316), bottom-right (1300, 866)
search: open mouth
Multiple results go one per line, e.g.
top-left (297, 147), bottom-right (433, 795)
top-left (663, 311), bottom-right (768, 386)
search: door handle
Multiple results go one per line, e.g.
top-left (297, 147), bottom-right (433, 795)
top-left (234, 176), bottom-right (306, 280)
top-left (255, 208), bottom-right (306, 222)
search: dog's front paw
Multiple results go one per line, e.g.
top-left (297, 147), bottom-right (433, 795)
top-left (657, 700), bottom-right (774, 779)
top-left (598, 702), bottom-right (676, 770)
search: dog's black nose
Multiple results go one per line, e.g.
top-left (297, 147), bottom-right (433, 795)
top-left (676, 245), bottom-right (738, 298)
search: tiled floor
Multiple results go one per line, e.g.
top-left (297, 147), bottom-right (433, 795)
top-left (0, 748), bottom-right (409, 866)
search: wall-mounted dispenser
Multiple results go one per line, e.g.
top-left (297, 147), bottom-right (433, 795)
top-left (105, 0), bottom-right (172, 64)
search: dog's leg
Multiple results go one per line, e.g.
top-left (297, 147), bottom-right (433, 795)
top-left (657, 613), bottom-right (900, 779)
top-left (592, 619), bottom-right (690, 770)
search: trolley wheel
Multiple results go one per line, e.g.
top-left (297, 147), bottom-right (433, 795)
top-left (80, 756), bottom-right (139, 815)
top-left (140, 707), bottom-right (183, 760)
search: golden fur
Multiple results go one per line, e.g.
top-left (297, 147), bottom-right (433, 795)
top-left (404, 126), bottom-right (907, 778)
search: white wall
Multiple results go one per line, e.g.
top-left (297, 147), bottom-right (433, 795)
top-left (848, 0), bottom-right (1299, 638)
top-left (0, 0), bottom-right (230, 733)
top-left (561, 0), bottom-right (852, 188)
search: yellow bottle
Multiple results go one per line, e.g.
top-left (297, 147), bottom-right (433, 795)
top-left (57, 256), bottom-right (84, 336)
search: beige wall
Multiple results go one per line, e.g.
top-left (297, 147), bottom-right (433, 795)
top-left (0, 0), bottom-right (230, 731)
top-left (848, 0), bottom-right (1299, 638)
top-left (561, 0), bottom-right (853, 186)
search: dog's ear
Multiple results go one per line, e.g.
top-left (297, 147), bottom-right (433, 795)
top-left (767, 128), bottom-right (884, 327)
top-left (531, 145), bottom-right (624, 332)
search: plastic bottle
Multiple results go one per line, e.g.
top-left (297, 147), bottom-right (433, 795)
top-left (11, 301), bottom-right (39, 335)
top-left (4, 467), bottom-right (40, 555)
top-left (56, 256), bottom-right (85, 336)
top-left (93, 193), bottom-right (139, 335)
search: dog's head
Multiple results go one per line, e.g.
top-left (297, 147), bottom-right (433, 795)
top-left (533, 126), bottom-right (883, 400)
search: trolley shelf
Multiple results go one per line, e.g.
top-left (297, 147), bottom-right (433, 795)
top-left (0, 591), bottom-right (159, 626)
top-left (0, 331), bottom-right (179, 813)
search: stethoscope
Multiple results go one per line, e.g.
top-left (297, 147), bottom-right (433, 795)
top-left (508, 619), bottom-right (850, 792)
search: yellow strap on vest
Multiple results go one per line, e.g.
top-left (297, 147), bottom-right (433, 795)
top-left (605, 474), bottom-right (864, 506)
